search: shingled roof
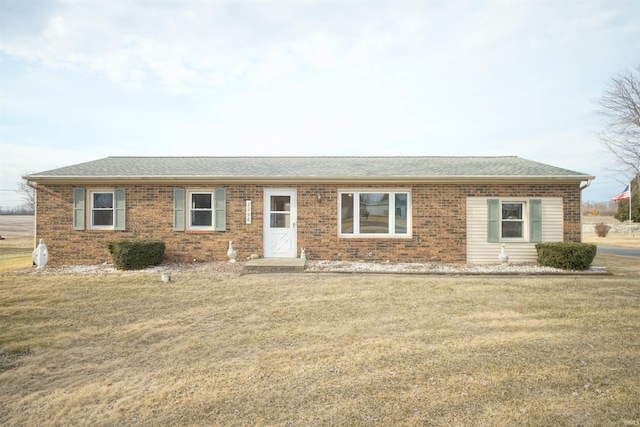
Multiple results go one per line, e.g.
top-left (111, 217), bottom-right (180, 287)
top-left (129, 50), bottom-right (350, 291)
top-left (25, 156), bottom-right (594, 183)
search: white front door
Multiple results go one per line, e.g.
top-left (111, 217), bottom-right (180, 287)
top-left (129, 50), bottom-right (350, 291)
top-left (264, 189), bottom-right (297, 258)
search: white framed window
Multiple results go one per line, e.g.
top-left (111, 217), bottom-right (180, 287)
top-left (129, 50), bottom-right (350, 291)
top-left (174, 188), bottom-right (226, 232)
top-left (90, 191), bottom-right (115, 228)
top-left (74, 188), bottom-right (124, 231)
top-left (339, 190), bottom-right (410, 237)
top-left (501, 202), bottom-right (525, 239)
top-left (488, 198), bottom-right (542, 244)
top-left (189, 192), bottom-right (214, 229)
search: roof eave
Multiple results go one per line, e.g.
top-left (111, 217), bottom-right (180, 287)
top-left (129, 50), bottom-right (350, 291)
top-left (24, 174), bottom-right (596, 185)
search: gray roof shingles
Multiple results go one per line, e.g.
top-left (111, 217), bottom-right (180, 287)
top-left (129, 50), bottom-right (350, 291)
top-left (26, 156), bottom-right (594, 181)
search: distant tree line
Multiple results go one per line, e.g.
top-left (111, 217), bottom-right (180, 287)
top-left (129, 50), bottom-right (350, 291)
top-left (1, 176), bottom-right (37, 215)
top-left (581, 201), bottom-right (619, 217)
top-left (583, 195), bottom-right (638, 222)
top-left (0, 205), bottom-right (34, 215)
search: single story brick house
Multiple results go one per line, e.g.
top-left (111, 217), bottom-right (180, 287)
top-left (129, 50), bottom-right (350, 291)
top-left (24, 156), bottom-right (594, 266)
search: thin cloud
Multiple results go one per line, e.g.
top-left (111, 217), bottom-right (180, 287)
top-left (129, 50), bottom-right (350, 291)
top-left (0, 0), bottom-right (638, 204)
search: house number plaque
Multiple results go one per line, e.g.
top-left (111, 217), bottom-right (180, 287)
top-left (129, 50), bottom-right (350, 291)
top-left (246, 200), bottom-right (251, 224)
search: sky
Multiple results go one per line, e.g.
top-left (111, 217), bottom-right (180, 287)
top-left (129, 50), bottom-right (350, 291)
top-left (1, 0), bottom-right (639, 207)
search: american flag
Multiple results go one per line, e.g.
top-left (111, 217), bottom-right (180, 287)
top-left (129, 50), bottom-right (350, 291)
top-left (611, 184), bottom-right (631, 201)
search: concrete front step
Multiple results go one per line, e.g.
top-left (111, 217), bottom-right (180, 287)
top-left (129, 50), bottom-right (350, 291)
top-left (245, 258), bottom-right (306, 273)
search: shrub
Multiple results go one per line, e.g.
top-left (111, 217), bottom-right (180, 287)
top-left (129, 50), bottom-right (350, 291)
top-left (535, 242), bottom-right (597, 270)
top-left (107, 239), bottom-right (165, 270)
top-left (594, 222), bottom-right (611, 237)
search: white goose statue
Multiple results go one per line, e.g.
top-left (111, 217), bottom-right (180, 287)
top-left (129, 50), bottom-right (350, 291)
top-left (498, 244), bottom-right (509, 264)
top-left (227, 241), bottom-right (238, 263)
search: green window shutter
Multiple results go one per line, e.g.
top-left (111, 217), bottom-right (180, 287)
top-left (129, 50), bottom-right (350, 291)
top-left (173, 188), bottom-right (185, 231)
top-left (73, 188), bottom-right (85, 230)
top-left (487, 199), bottom-right (499, 242)
top-left (114, 188), bottom-right (126, 230)
top-left (214, 188), bottom-right (226, 231)
top-left (529, 199), bottom-right (542, 243)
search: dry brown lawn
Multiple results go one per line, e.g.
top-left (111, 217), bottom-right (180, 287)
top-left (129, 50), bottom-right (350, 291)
top-left (1, 215), bottom-right (639, 426)
top-left (582, 215), bottom-right (640, 249)
top-left (0, 236), bottom-right (32, 273)
top-left (1, 268), bottom-right (639, 426)
top-left (583, 232), bottom-right (640, 249)
top-left (0, 216), bottom-right (34, 273)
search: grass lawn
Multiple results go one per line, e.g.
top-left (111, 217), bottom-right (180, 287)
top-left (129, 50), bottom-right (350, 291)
top-left (583, 231), bottom-right (640, 249)
top-left (0, 237), bottom-right (32, 273)
top-left (1, 268), bottom-right (639, 426)
top-left (582, 215), bottom-right (640, 249)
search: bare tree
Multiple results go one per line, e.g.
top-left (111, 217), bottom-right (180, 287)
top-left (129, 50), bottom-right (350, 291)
top-left (597, 64), bottom-right (640, 178)
top-left (17, 176), bottom-right (36, 214)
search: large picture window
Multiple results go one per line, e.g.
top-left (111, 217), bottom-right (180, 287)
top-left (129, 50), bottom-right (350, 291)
top-left (339, 191), bottom-right (410, 237)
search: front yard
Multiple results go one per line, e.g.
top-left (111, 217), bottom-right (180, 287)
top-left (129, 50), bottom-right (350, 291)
top-left (1, 269), bottom-right (639, 426)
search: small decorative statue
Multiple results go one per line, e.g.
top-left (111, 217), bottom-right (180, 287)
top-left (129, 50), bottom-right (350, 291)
top-left (32, 238), bottom-right (49, 269)
top-left (227, 241), bottom-right (237, 263)
top-left (300, 247), bottom-right (306, 259)
top-left (498, 244), bottom-right (509, 264)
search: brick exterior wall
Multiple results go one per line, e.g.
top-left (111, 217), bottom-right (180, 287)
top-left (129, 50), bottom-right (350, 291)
top-left (34, 182), bottom-right (583, 266)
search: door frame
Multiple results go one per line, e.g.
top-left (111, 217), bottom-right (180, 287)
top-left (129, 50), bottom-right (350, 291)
top-left (263, 189), bottom-right (297, 258)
